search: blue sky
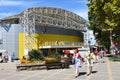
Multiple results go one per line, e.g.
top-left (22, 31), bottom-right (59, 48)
top-left (0, 0), bottom-right (88, 21)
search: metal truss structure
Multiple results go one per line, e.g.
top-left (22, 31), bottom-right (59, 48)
top-left (20, 9), bottom-right (36, 50)
top-left (0, 7), bottom-right (88, 50)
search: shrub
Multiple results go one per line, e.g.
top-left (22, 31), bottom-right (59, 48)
top-left (108, 54), bottom-right (120, 61)
top-left (29, 49), bottom-right (44, 61)
top-left (49, 52), bottom-right (61, 59)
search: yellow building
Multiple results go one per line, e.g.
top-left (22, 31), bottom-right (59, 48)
top-left (0, 7), bottom-right (87, 59)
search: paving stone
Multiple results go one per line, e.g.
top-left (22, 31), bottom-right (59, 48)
top-left (0, 56), bottom-right (120, 80)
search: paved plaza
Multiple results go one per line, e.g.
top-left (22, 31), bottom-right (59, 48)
top-left (0, 56), bottom-right (120, 80)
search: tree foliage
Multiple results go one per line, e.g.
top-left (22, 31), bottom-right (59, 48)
top-left (87, 0), bottom-right (120, 49)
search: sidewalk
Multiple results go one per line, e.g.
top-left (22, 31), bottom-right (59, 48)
top-left (0, 56), bottom-right (120, 80)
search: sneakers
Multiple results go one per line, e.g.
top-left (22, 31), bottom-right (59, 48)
top-left (75, 76), bottom-right (77, 78)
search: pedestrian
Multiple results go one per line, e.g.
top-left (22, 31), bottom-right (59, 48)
top-left (99, 49), bottom-right (104, 63)
top-left (73, 49), bottom-right (82, 78)
top-left (0, 56), bottom-right (3, 63)
top-left (86, 50), bottom-right (94, 76)
top-left (4, 55), bottom-right (9, 63)
top-left (94, 49), bottom-right (99, 62)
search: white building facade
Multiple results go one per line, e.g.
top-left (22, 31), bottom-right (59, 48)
top-left (83, 28), bottom-right (96, 46)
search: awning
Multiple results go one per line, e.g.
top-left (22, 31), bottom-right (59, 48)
top-left (39, 45), bottom-right (83, 49)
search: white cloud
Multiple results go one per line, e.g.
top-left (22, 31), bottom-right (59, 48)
top-left (74, 10), bottom-right (88, 21)
top-left (0, 0), bottom-right (43, 19)
top-left (0, 0), bottom-right (40, 6)
top-left (0, 0), bottom-right (25, 6)
top-left (0, 12), bottom-right (16, 19)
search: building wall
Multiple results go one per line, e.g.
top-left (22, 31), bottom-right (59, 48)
top-left (18, 33), bottom-right (83, 59)
top-left (18, 33), bottom-right (24, 59)
top-left (0, 24), bottom-right (83, 59)
top-left (0, 24), bottom-right (23, 58)
top-left (35, 33), bottom-right (83, 45)
top-left (35, 25), bottom-right (83, 37)
top-left (84, 29), bottom-right (96, 46)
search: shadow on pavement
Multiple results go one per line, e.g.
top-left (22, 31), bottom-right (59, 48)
top-left (78, 71), bottom-right (98, 76)
top-left (79, 72), bottom-right (87, 76)
top-left (92, 71), bottom-right (97, 74)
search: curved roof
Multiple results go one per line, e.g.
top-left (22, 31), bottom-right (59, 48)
top-left (0, 7), bottom-right (88, 31)
top-left (25, 7), bottom-right (86, 24)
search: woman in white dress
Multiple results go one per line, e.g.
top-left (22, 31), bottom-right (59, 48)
top-left (73, 49), bottom-right (82, 78)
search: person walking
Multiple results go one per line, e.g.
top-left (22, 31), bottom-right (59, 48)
top-left (86, 50), bottom-right (94, 76)
top-left (73, 49), bottom-right (82, 78)
top-left (94, 49), bottom-right (99, 63)
top-left (99, 49), bottom-right (104, 63)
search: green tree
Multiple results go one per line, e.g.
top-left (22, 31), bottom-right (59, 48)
top-left (87, 0), bottom-right (120, 50)
top-left (103, 0), bottom-right (120, 28)
top-left (104, 0), bottom-right (120, 44)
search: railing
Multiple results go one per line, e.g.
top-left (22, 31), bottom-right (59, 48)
top-left (43, 41), bottom-right (84, 46)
